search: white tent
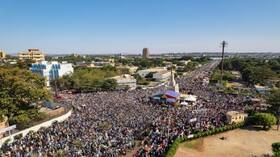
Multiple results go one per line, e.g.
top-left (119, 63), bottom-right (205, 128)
top-left (180, 101), bottom-right (189, 106)
top-left (181, 94), bottom-right (197, 102)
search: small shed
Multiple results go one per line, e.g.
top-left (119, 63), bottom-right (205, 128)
top-left (226, 111), bottom-right (248, 124)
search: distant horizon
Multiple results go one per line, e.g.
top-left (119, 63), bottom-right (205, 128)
top-left (3, 49), bottom-right (280, 56)
top-left (6, 51), bottom-right (280, 56)
top-left (1, 0), bottom-right (280, 54)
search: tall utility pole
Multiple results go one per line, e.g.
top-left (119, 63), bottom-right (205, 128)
top-left (220, 41), bottom-right (228, 85)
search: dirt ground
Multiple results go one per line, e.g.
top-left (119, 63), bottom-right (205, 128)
top-left (175, 126), bottom-right (280, 157)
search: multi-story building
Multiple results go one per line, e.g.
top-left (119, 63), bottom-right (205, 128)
top-left (18, 49), bottom-right (45, 61)
top-left (142, 48), bottom-right (149, 58)
top-left (30, 61), bottom-right (73, 86)
top-left (0, 50), bottom-right (6, 59)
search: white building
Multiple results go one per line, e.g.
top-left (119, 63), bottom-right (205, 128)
top-left (30, 61), bottom-right (74, 86)
top-left (112, 74), bottom-right (137, 89)
top-left (179, 60), bottom-right (191, 65)
top-left (180, 94), bottom-right (197, 106)
top-left (90, 61), bottom-right (115, 67)
top-left (153, 70), bottom-right (171, 82)
top-left (137, 67), bottom-right (167, 77)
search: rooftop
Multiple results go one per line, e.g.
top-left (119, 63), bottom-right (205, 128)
top-left (226, 111), bottom-right (247, 117)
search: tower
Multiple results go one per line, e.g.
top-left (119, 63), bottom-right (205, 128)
top-left (168, 68), bottom-right (180, 93)
top-left (142, 48), bottom-right (149, 58)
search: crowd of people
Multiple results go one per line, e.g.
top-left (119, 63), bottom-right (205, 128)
top-left (1, 61), bottom-right (246, 157)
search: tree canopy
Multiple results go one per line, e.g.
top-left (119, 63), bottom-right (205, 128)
top-left (248, 112), bottom-right (277, 130)
top-left (267, 89), bottom-right (280, 129)
top-left (272, 142), bottom-right (280, 157)
top-left (268, 89), bottom-right (280, 113)
top-left (220, 57), bottom-right (279, 85)
top-left (0, 68), bottom-right (51, 128)
top-left (51, 67), bottom-right (119, 92)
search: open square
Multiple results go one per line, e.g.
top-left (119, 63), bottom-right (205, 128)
top-left (175, 126), bottom-right (280, 157)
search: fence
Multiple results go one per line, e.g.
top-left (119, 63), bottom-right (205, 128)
top-left (0, 109), bottom-right (72, 147)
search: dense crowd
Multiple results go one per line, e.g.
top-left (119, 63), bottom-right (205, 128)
top-left (1, 61), bottom-right (246, 157)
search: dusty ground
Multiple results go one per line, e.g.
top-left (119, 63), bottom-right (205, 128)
top-left (175, 126), bottom-right (280, 157)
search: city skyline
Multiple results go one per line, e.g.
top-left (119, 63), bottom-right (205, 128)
top-left (1, 0), bottom-right (280, 54)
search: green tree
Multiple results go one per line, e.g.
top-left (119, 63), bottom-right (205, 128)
top-left (268, 89), bottom-right (280, 130)
top-left (249, 112), bottom-right (277, 130)
top-left (221, 57), bottom-right (278, 85)
top-left (102, 79), bottom-right (117, 90)
top-left (184, 61), bottom-right (198, 72)
top-left (17, 59), bottom-right (35, 69)
top-left (51, 67), bottom-right (122, 92)
top-left (0, 68), bottom-right (51, 127)
top-left (272, 142), bottom-right (280, 157)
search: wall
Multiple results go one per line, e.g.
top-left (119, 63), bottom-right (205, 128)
top-left (0, 109), bottom-right (72, 147)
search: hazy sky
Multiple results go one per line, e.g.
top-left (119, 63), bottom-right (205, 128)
top-left (1, 0), bottom-right (280, 54)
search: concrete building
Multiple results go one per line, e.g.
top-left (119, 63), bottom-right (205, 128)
top-left (30, 61), bottom-right (73, 86)
top-left (18, 49), bottom-right (45, 61)
top-left (90, 61), bottom-right (115, 67)
top-left (112, 74), bottom-right (137, 89)
top-left (180, 94), bottom-right (197, 106)
top-left (179, 60), bottom-right (191, 65)
top-left (153, 70), bottom-right (171, 82)
top-left (142, 48), bottom-right (150, 58)
top-left (226, 111), bottom-right (248, 124)
top-left (75, 61), bottom-right (88, 67)
top-left (137, 67), bottom-right (167, 78)
top-left (0, 50), bottom-right (6, 59)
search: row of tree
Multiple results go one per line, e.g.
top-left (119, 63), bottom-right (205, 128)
top-left (51, 66), bottom-right (119, 92)
top-left (210, 69), bottom-right (236, 83)
top-left (117, 58), bottom-right (165, 69)
top-left (220, 57), bottom-right (279, 85)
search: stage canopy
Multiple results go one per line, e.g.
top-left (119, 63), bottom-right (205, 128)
top-left (180, 94), bottom-right (197, 102)
top-left (164, 90), bottom-right (180, 99)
